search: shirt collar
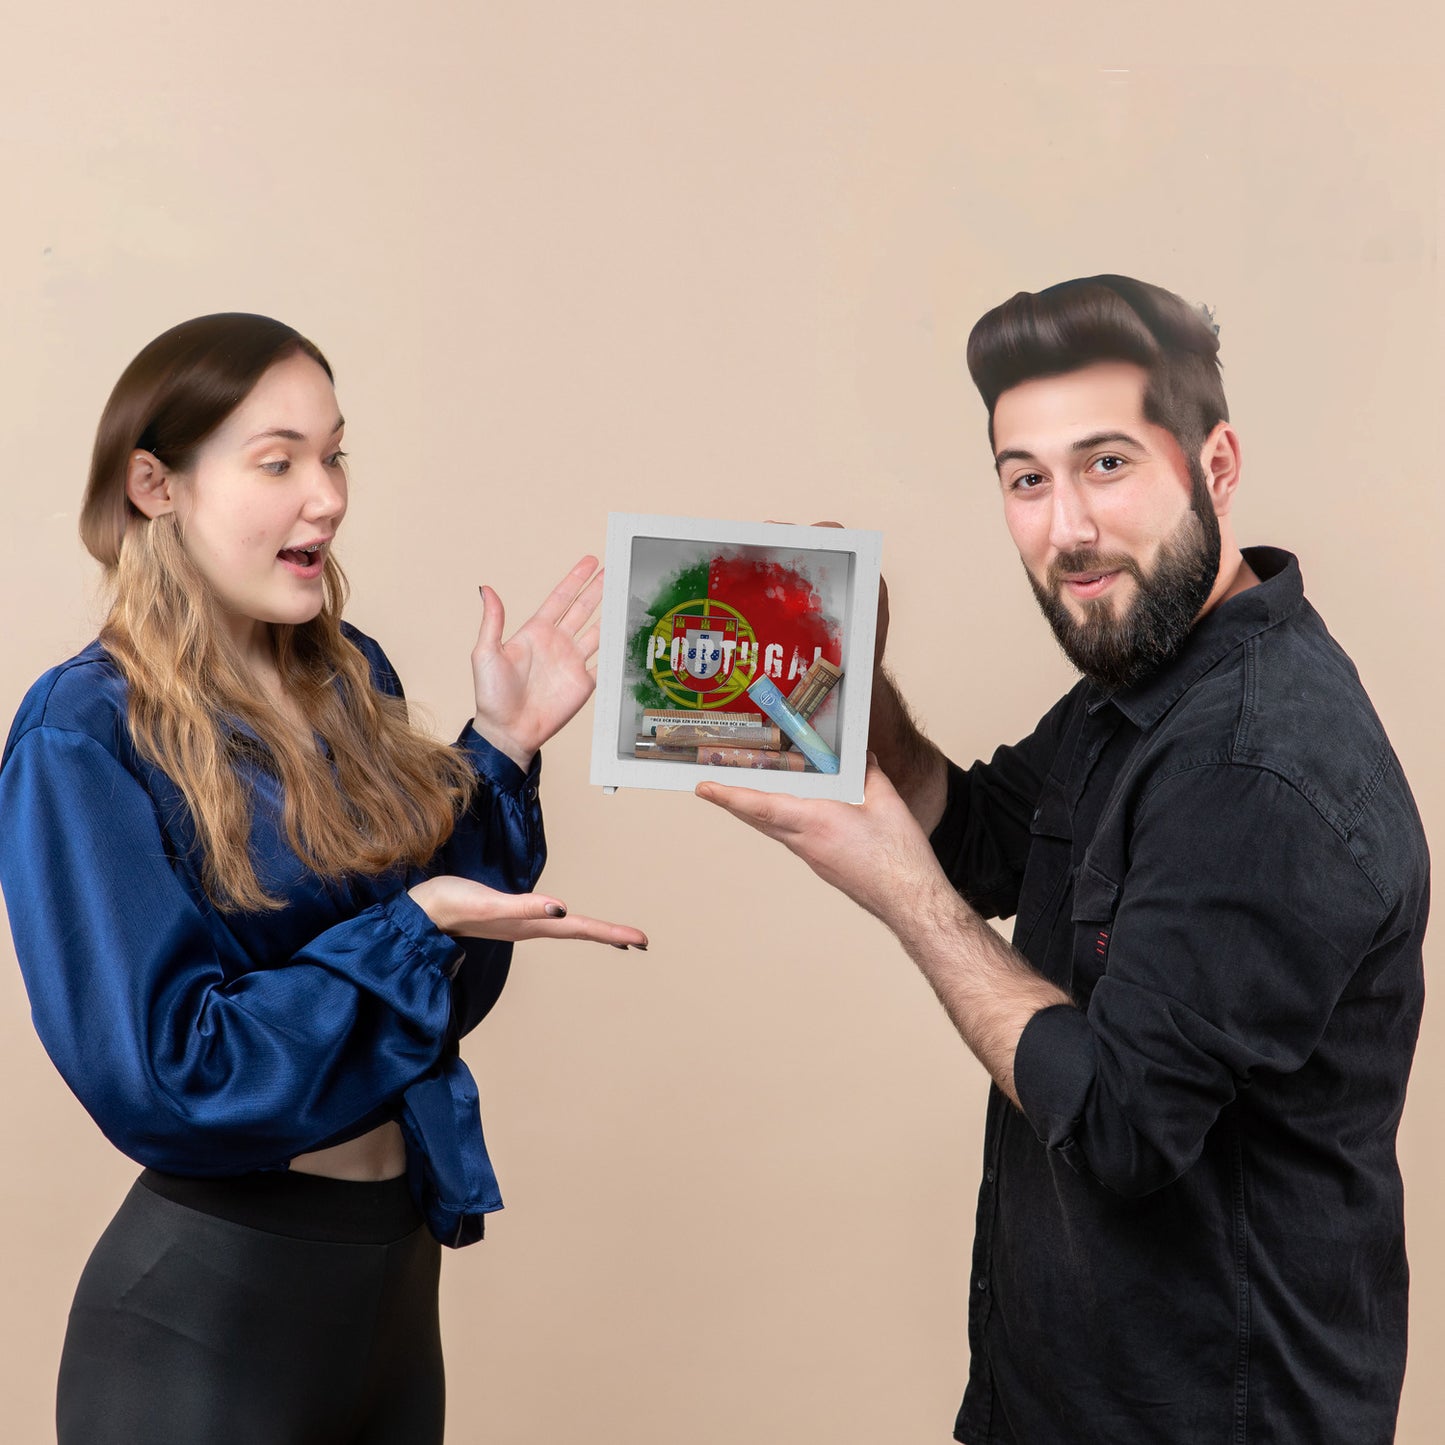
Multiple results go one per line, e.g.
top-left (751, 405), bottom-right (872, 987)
top-left (1090, 546), bottom-right (1304, 730)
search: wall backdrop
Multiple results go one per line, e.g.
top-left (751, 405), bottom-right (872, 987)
top-left (2, 5), bottom-right (1439, 1441)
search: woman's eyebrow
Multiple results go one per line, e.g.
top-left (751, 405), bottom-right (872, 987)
top-left (243, 418), bottom-right (346, 446)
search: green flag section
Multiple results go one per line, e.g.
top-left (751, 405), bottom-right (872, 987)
top-left (626, 553), bottom-right (842, 713)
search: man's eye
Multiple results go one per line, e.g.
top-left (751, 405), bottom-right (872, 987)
top-left (1094, 455), bottom-right (1126, 473)
top-left (1010, 473), bottom-right (1045, 492)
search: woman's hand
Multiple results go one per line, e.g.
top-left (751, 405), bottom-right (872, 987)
top-left (470, 556), bottom-right (605, 771)
top-left (409, 876), bottom-right (648, 949)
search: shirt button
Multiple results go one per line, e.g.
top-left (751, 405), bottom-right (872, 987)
top-left (985, 1167), bottom-right (996, 1184)
top-left (976, 1276), bottom-right (989, 1293)
top-left (1032, 808), bottom-right (1041, 823)
top-left (525, 785), bottom-right (538, 800)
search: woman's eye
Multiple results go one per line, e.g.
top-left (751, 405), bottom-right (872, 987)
top-left (260, 459), bottom-right (290, 475)
top-left (326, 449), bottom-right (348, 468)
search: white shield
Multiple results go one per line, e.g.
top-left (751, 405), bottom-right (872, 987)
top-left (680, 628), bottom-right (727, 682)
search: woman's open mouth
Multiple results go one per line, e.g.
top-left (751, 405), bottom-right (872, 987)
top-left (277, 541), bottom-right (328, 577)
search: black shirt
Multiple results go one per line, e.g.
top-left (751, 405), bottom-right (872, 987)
top-left (930, 548), bottom-right (1428, 1445)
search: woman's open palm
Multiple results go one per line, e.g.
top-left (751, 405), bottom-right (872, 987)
top-left (470, 556), bottom-right (604, 770)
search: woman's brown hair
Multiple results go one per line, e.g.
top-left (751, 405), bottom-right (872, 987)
top-left (965, 274), bottom-right (1227, 458)
top-left (82, 313), bottom-right (476, 912)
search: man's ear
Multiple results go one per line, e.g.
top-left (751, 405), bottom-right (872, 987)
top-left (125, 451), bottom-right (176, 519)
top-left (1197, 422), bottom-right (1242, 517)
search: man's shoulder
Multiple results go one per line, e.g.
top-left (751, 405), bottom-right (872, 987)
top-left (1237, 595), bottom-right (1384, 751)
top-left (1148, 598), bottom-right (1425, 900)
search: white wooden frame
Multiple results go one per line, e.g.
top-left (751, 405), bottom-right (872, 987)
top-left (589, 513), bottom-right (882, 803)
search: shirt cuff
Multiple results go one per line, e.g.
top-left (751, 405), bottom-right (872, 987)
top-left (379, 889), bottom-right (467, 980)
top-left (456, 722), bottom-right (543, 797)
top-left (1014, 1001), bottom-right (1095, 1154)
top-left (927, 758), bottom-right (971, 867)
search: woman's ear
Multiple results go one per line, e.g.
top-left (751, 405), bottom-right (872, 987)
top-left (125, 450), bottom-right (176, 519)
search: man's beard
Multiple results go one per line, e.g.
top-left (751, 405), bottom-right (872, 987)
top-left (1025, 464), bottom-right (1222, 691)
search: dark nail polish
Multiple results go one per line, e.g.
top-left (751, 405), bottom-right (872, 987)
top-left (544, 904), bottom-right (566, 918)
top-left (611, 943), bottom-right (628, 950)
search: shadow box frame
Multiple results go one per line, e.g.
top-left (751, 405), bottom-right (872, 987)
top-left (589, 512), bottom-right (882, 803)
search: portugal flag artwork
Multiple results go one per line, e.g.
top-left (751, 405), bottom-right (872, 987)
top-left (625, 546), bottom-right (846, 717)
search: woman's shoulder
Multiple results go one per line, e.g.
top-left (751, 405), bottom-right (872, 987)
top-left (339, 620), bottom-right (404, 700)
top-left (4, 641), bottom-right (131, 761)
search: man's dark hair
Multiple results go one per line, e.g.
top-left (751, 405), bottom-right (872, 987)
top-left (966, 275), bottom-right (1227, 459)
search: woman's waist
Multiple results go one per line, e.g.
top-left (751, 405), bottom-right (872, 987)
top-left (290, 1119), bottom-right (406, 1181)
top-left (138, 1150), bottom-right (418, 1245)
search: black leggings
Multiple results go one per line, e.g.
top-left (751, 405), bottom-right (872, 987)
top-left (57, 1169), bottom-right (445, 1445)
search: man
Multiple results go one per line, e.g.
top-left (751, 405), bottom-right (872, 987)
top-left (698, 275), bottom-right (1428, 1444)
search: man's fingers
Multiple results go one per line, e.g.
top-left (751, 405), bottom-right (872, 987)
top-left (695, 780), bottom-right (793, 838)
top-left (862, 752), bottom-right (913, 817)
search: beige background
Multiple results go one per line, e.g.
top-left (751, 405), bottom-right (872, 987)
top-left (1, 5), bottom-right (1440, 1442)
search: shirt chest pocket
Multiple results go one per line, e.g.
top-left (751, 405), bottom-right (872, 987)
top-left (1069, 860), bottom-right (1120, 1003)
top-left (1014, 784), bottom-right (1074, 955)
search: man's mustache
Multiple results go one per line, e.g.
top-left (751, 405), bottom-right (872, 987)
top-left (1046, 551), bottom-right (1144, 591)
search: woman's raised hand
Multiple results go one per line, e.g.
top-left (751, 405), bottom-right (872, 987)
top-left (470, 556), bottom-right (604, 771)
top-left (409, 876), bottom-right (648, 949)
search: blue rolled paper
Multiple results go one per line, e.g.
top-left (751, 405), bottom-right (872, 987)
top-left (745, 675), bottom-right (840, 775)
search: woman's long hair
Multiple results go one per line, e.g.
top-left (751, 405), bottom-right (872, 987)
top-left (80, 314), bottom-right (476, 913)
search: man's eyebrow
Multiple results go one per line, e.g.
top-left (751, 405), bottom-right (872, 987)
top-left (993, 430), bottom-right (1146, 471)
top-left (244, 417), bottom-right (345, 446)
top-left (993, 446), bottom-right (1038, 471)
top-left (1070, 430), bottom-right (1144, 454)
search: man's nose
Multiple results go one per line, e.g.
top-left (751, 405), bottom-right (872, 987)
top-left (1047, 478), bottom-right (1097, 555)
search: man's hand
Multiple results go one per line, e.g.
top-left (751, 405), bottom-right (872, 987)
top-left (470, 556), bottom-right (604, 771)
top-left (801, 520), bottom-right (889, 671)
top-left (696, 757), bottom-right (1068, 1105)
top-left (695, 755), bottom-right (944, 930)
top-left (792, 521), bottom-right (940, 828)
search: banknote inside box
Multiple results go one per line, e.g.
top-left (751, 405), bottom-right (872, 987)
top-left (590, 515), bottom-right (881, 803)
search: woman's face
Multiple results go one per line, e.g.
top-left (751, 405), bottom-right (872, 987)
top-left (164, 352), bottom-right (348, 655)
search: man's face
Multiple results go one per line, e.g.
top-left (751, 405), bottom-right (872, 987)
top-left (991, 360), bottom-right (1221, 690)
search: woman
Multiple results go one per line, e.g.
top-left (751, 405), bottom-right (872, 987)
top-left (0, 313), bottom-right (645, 1444)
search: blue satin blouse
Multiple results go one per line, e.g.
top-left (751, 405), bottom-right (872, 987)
top-left (0, 623), bottom-right (545, 1247)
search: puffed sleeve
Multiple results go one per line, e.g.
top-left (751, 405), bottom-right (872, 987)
top-left (434, 723), bottom-right (546, 1035)
top-left (343, 625), bottom-right (547, 1037)
top-left (0, 723), bottom-right (460, 1173)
